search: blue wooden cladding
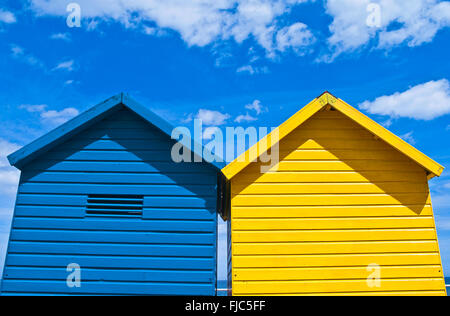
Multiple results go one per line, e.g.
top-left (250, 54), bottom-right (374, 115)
top-left (2, 94), bottom-right (225, 296)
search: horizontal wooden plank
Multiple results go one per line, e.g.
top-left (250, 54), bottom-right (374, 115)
top-left (270, 160), bottom-right (423, 172)
top-left (233, 253), bottom-right (442, 268)
top-left (284, 139), bottom-right (392, 151)
top-left (61, 138), bottom-right (171, 150)
top-left (42, 149), bottom-right (177, 162)
top-left (232, 278), bottom-right (445, 294)
top-left (11, 230), bottom-right (215, 245)
top-left (287, 128), bottom-right (374, 140)
top-left (143, 208), bottom-right (216, 220)
top-left (233, 265), bottom-right (443, 281)
top-left (3, 267), bottom-right (214, 283)
top-left (6, 254), bottom-right (215, 270)
top-left (231, 194), bottom-right (431, 207)
top-left (75, 128), bottom-right (168, 140)
top-left (103, 109), bottom-right (146, 122)
top-left (14, 206), bottom-right (85, 218)
top-left (19, 183), bottom-right (216, 196)
top-left (13, 218), bottom-right (215, 233)
top-left (89, 118), bottom-right (153, 129)
top-left (8, 242), bottom-right (215, 257)
top-left (16, 195), bottom-right (87, 206)
top-left (14, 206), bottom-right (215, 220)
top-left (1, 280), bottom-right (214, 295)
top-left (233, 229), bottom-right (437, 243)
top-left (24, 161), bottom-right (215, 174)
top-left (231, 205), bottom-right (432, 218)
top-left (280, 149), bottom-right (409, 161)
top-left (22, 173), bottom-right (217, 186)
top-left (233, 241), bottom-right (439, 255)
top-left (233, 182), bottom-right (427, 195)
top-left (298, 118), bottom-right (364, 130)
top-left (236, 171), bottom-right (427, 184)
top-left (233, 217), bottom-right (435, 231)
top-left (144, 196), bottom-right (216, 209)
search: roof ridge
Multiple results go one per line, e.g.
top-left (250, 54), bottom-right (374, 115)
top-left (222, 92), bottom-right (444, 180)
top-left (8, 94), bottom-right (225, 171)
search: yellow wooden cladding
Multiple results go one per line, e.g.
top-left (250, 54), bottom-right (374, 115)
top-left (233, 229), bottom-right (437, 242)
top-left (238, 171), bottom-right (427, 183)
top-left (233, 279), bottom-right (445, 295)
top-left (233, 241), bottom-right (439, 255)
top-left (233, 265), bottom-right (442, 280)
top-left (232, 194), bottom-right (431, 206)
top-left (232, 217), bottom-right (435, 230)
top-left (232, 205), bottom-right (433, 218)
top-left (227, 101), bottom-right (446, 296)
top-left (233, 182), bottom-right (428, 195)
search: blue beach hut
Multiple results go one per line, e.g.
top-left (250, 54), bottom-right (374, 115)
top-left (1, 93), bottom-right (226, 296)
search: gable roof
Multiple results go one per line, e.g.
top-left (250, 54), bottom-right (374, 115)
top-left (8, 93), bottom-right (225, 171)
top-left (222, 92), bottom-right (444, 180)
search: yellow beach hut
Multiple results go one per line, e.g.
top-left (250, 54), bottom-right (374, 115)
top-left (222, 92), bottom-right (446, 296)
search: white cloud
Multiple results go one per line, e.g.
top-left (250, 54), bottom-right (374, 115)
top-left (181, 113), bottom-right (194, 124)
top-left (50, 32), bottom-right (71, 41)
top-left (41, 108), bottom-right (80, 125)
top-left (399, 131), bottom-right (416, 145)
top-left (53, 60), bottom-right (75, 72)
top-left (359, 79), bottom-right (450, 120)
top-left (196, 109), bottom-right (230, 126)
top-left (235, 113), bottom-right (257, 123)
top-left (143, 26), bottom-right (167, 37)
top-left (234, 100), bottom-right (267, 123)
top-left (0, 9), bottom-right (16, 24)
top-left (10, 44), bottom-right (44, 68)
top-left (30, 0), bottom-right (314, 57)
top-left (19, 104), bottom-right (47, 113)
top-left (236, 65), bottom-right (269, 75)
top-left (203, 126), bottom-right (222, 140)
top-left (276, 22), bottom-right (315, 54)
top-left (19, 102), bottom-right (80, 126)
top-left (245, 99), bottom-right (267, 115)
top-left (0, 138), bottom-right (19, 168)
top-left (0, 138), bottom-right (20, 195)
top-left (323, 0), bottom-right (450, 61)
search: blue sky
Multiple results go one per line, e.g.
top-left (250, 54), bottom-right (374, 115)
top-left (0, 0), bottom-right (450, 282)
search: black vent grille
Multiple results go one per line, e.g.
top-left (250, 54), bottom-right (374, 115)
top-left (86, 194), bottom-right (143, 218)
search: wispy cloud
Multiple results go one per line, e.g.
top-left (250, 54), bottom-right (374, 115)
top-left (234, 100), bottom-right (268, 123)
top-left (196, 109), bottom-right (230, 126)
top-left (50, 32), bottom-right (71, 41)
top-left (40, 108), bottom-right (80, 125)
top-left (399, 131), bottom-right (416, 145)
top-left (18, 104), bottom-right (47, 113)
top-left (19, 103), bottom-right (80, 126)
top-left (0, 138), bottom-right (20, 195)
top-left (53, 60), bottom-right (75, 72)
top-left (236, 65), bottom-right (270, 75)
top-left (0, 9), bottom-right (16, 24)
top-left (359, 79), bottom-right (450, 120)
top-left (245, 100), bottom-right (267, 115)
top-left (235, 113), bottom-right (257, 123)
top-left (10, 44), bottom-right (44, 68)
top-left (203, 126), bottom-right (222, 140)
